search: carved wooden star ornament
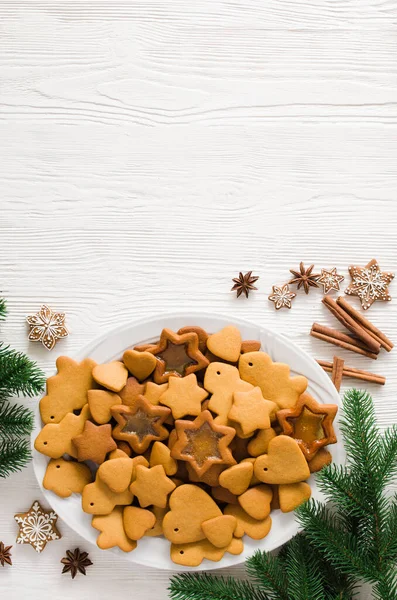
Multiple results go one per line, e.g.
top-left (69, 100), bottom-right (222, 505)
top-left (277, 393), bottom-right (338, 460)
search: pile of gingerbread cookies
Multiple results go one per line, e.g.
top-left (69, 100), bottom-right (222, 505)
top-left (35, 325), bottom-right (338, 566)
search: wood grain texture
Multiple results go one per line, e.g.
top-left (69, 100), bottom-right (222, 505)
top-left (0, 2), bottom-right (396, 598)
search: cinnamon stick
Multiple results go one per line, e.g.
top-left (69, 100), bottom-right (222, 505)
top-left (336, 296), bottom-right (393, 352)
top-left (310, 326), bottom-right (378, 360)
top-left (331, 356), bottom-right (344, 392)
top-left (317, 359), bottom-right (386, 385)
top-left (312, 323), bottom-right (375, 352)
top-left (322, 296), bottom-right (381, 354)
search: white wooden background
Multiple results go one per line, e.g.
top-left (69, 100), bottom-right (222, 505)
top-left (1, 1), bottom-right (397, 598)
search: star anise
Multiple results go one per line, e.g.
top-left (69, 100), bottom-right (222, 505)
top-left (289, 262), bottom-right (320, 294)
top-left (61, 548), bottom-right (92, 579)
top-left (231, 271), bottom-right (259, 298)
top-left (0, 542), bottom-right (12, 567)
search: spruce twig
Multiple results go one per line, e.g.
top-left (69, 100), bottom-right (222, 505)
top-left (0, 343), bottom-right (45, 401)
top-left (169, 572), bottom-right (269, 600)
top-left (0, 298), bottom-right (6, 321)
top-left (0, 401), bottom-right (34, 439)
top-left (0, 438), bottom-right (32, 478)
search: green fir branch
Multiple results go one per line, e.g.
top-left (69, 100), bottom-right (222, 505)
top-left (0, 437), bottom-right (32, 478)
top-left (0, 298), bottom-right (6, 321)
top-left (0, 401), bottom-right (34, 439)
top-left (168, 572), bottom-right (269, 600)
top-left (283, 534), bottom-right (326, 600)
top-left (296, 501), bottom-right (377, 582)
top-left (0, 343), bottom-right (45, 401)
top-left (246, 550), bottom-right (288, 600)
top-left (377, 425), bottom-right (397, 487)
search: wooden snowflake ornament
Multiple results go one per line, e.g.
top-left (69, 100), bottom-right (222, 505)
top-left (14, 500), bottom-right (61, 553)
top-left (26, 305), bottom-right (69, 350)
top-left (345, 259), bottom-right (394, 310)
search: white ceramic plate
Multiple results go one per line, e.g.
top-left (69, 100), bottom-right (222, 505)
top-left (32, 313), bottom-right (342, 571)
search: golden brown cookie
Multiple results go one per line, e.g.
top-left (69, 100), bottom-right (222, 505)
top-left (150, 441), bottom-right (178, 476)
top-left (254, 435), bottom-right (310, 484)
top-left (88, 390), bottom-right (121, 424)
top-left (40, 357), bottom-right (97, 424)
top-left (171, 410), bottom-right (236, 477)
top-left (207, 326), bottom-right (242, 362)
top-left (277, 393), bottom-right (338, 460)
top-left (238, 485), bottom-right (272, 520)
top-left (278, 482), bottom-right (311, 512)
top-left (247, 428), bottom-right (277, 457)
top-left (211, 486), bottom-right (238, 505)
top-left (144, 381), bottom-right (168, 405)
top-left (218, 462), bottom-right (253, 496)
top-left (35, 405), bottom-right (90, 459)
top-left (159, 373), bottom-right (208, 419)
top-left (92, 361), bottom-right (128, 392)
top-left (228, 387), bottom-right (277, 436)
top-left (204, 362), bottom-right (253, 426)
top-left (147, 328), bottom-right (209, 384)
top-left (111, 396), bottom-right (170, 453)
top-left (201, 515), bottom-right (237, 548)
top-left (118, 377), bottom-right (146, 406)
top-left (145, 506), bottom-right (168, 537)
top-left (129, 465), bottom-right (176, 508)
top-left (170, 537), bottom-right (243, 567)
top-left (163, 484), bottom-right (222, 544)
top-left (82, 477), bottom-right (133, 515)
top-left (309, 448), bottom-right (332, 473)
top-left (72, 421), bottom-right (116, 464)
top-left (241, 458), bottom-right (261, 486)
top-left (123, 506), bottom-right (156, 540)
top-left (123, 350), bottom-right (157, 381)
top-left (92, 507), bottom-right (137, 552)
top-left (43, 458), bottom-right (92, 498)
top-left (186, 463), bottom-right (226, 487)
top-left (224, 505), bottom-right (272, 540)
top-left (116, 441), bottom-right (132, 456)
top-left (239, 352), bottom-right (308, 409)
top-left (241, 340), bottom-right (261, 354)
top-left (177, 326), bottom-right (209, 355)
top-left (97, 457), bottom-right (134, 493)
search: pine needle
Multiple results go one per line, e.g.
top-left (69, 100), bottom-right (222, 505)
top-left (0, 401), bottom-right (34, 439)
top-left (0, 438), bottom-right (32, 478)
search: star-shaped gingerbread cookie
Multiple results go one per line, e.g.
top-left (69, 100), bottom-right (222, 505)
top-left (129, 464), bottom-right (176, 508)
top-left (111, 395), bottom-right (170, 453)
top-left (317, 267), bottom-right (344, 294)
top-left (14, 500), bottom-right (61, 553)
top-left (72, 421), bottom-right (116, 464)
top-left (345, 259), bottom-right (394, 310)
top-left (277, 393), bottom-right (338, 460)
top-left (171, 410), bottom-right (236, 477)
top-left (159, 373), bottom-right (208, 419)
top-left (228, 387), bottom-right (277, 436)
top-left (148, 328), bottom-right (209, 383)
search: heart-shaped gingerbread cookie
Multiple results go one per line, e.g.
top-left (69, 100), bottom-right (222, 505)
top-left (123, 506), bottom-right (156, 540)
top-left (92, 361), bottom-right (128, 392)
top-left (278, 482), bottom-right (311, 513)
top-left (218, 462), bottom-right (253, 496)
top-left (254, 435), bottom-right (310, 484)
top-left (201, 515), bottom-right (237, 548)
top-left (123, 350), bottom-right (157, 381)
top-left (162, 484), bottom-right (222, 544)
top-left (207, 326), bottom-right (242, 362)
